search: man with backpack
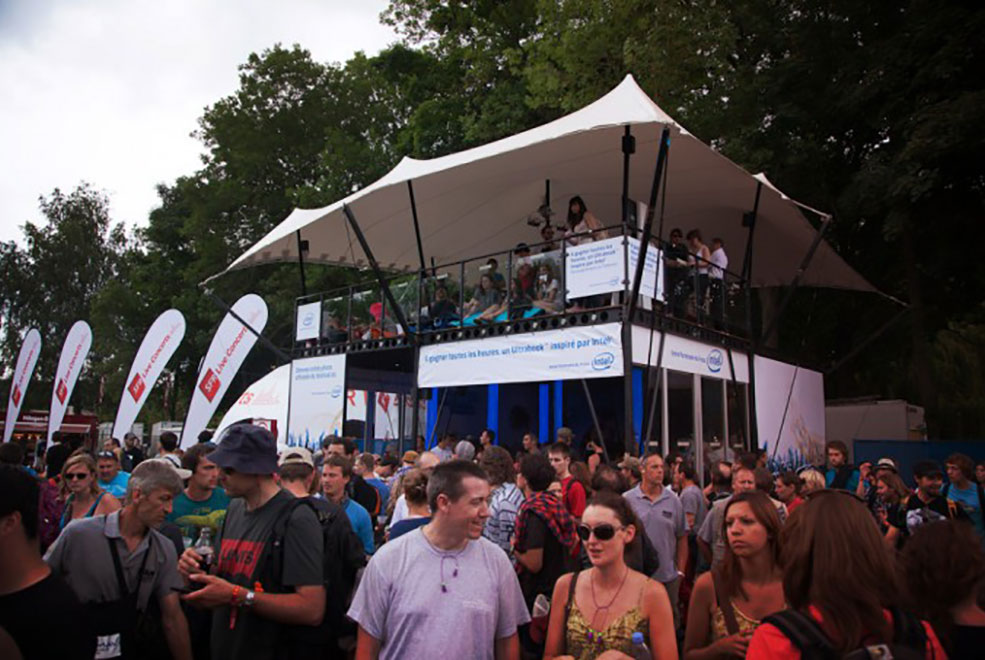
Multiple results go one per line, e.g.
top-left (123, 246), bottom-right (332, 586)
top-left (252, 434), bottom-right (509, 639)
top-left (823, 440), bottom-right (860, 492)
top-left (277, 447), bottom-right (367, 660)
top-left (904, 459), bottom-right (970, 534)
top-left (177, 425), bottom-right (325, 660)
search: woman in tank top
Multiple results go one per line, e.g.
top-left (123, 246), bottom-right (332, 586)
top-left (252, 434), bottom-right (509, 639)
top-left (59, 453), bottom-right (120, 530)
top-left (544, 490), bottom-right (677, 660)
top-left (684, 491), bottom-right (785, 659)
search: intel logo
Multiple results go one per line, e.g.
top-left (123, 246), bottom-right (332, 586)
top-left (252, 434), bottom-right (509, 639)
top-left (330, 386), bottom-right (343, 398)
top-left (592, 352), bottom-right (615, 371)
top-left (707, 349), bottom-right (723, 373)
top-left (301, 312), bottom-right (315, 327)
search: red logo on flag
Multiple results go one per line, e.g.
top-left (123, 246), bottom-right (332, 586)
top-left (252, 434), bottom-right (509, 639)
top-left (56, 379), bottom-right (68, 404)
top-left (128, 373), bottom-right (146, 401)
top-left (199, 368), bottom-right (221, 403)
top-left (11, 385), bottom-right (21, 406)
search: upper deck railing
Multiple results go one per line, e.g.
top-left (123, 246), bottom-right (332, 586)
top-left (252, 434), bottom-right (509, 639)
top-left (293, 223), bottom-right (749, 354)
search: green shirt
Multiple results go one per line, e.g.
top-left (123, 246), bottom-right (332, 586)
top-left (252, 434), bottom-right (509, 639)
top-left (166, 487), bottom-right (230, 543)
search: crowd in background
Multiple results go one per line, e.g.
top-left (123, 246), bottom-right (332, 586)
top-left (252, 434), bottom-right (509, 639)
top-left (1, 426), bottom-right (983, 660)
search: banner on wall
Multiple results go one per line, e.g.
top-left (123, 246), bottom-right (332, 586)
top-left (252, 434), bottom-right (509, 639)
top-left (3, 328), bottom-right (42, 443)
top-left (180, 294), bottom-right (268, 448)
top-left (47, 321), bottom-right (92, 444)
top-left (112, 309), bottom-right (185, 440)
top-left (287, 354), bottom-right (346, 449)
top-left (419, 322), bottom-right (624, 388)
top-left (630, 327), bottom-right (749, 382)
top-left (216, 364), bottom-right (290, 446)
top-left (754, 356), bottom-right (825, 469)
top-left (564, 236), bottom-right (663, 301)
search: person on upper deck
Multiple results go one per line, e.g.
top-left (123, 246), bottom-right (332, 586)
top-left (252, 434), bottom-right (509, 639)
top-left (564, 196), bottom-right (608, 246)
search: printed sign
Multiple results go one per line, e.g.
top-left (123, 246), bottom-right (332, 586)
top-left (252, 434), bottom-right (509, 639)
top-left (112, 309), bottom-right (186, 440)
top-left (295, 301), bottom-right (321, 341)
top-left (287, 354), bottom-right (346, 449)
top-left (47, 320), bottom-right (93, 444)
top-left (3, 328), bottom-right (42, 444)
top-left (630, 327), bottom-right (749, 382)
top-left (180, 294), bottom-right (268, 448)
top-left (564, 236), bottom-right (663, 301)
top-left (418, 323), bottom-right (624, 388)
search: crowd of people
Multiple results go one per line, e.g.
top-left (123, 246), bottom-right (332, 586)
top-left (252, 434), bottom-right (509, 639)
top-left (1, 425), bottom-right (983, 659)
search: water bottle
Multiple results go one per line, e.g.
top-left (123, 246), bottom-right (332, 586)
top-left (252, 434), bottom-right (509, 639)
top-left (630, 631), bottom-right (651, 660)
top-left (193, 527), bottom-right (214, 572)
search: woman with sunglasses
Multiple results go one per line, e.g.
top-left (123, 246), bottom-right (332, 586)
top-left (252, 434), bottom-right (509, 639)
top-left (58, 453), bottom-right (120, 531)
top-left (683, 491), bottom-right (784, 659)
top-left (544, 491), bottom-right (677, 660)
top-left (747, 490), bottom-right (945, 659)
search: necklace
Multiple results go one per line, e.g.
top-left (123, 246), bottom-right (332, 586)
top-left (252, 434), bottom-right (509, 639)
top-left (420, 527), bottom-right (465, 593)
top-left (585, 566), bottom-right (630, 645)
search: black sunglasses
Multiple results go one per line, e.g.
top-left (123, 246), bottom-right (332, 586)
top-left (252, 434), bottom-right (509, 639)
top-left (65, 472), bottom-right (90, 480)
top-left (576, 523), bottom-right (624, 542)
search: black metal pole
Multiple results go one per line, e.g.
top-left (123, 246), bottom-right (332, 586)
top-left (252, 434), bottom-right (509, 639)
top-left (826, 306), bottom-right (911, 376)
top-left (342, 203), bottom-right (412, 335)
top-left (740, 183), bottom-right (763, 283)
top-left (408, 181), bottom-right (426, 274)
top-left (621, 125), bottom-right (635, 229)
top-left (295, 230), bottom-right (307, 297)
top-left (580, 379), bottom-right (610, 464)
top-left (628, 127), bottom-right (671, 320)
top-left (759, 215), bottom-right (832, 348)
top-left (201, 289), bottom-right (291, 363)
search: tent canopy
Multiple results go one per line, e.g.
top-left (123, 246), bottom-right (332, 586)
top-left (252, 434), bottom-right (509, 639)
top-left (214, 75), bottom-right (875, 293)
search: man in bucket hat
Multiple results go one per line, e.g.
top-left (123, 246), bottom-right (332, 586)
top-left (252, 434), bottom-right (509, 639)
top-left (177, 424), bottom-right (325, 660)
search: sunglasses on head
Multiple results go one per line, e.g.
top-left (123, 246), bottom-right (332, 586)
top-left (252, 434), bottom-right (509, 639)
top-left (576, 523), bottom-right (623, 542)
top-left (65, 472), bottom-right (90, 480)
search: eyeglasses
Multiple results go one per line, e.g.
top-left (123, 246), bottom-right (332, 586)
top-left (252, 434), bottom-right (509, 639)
top-left (65, 472), bottom-right (90, 481)
top-left (576, 523), bottom-right (624, 542)
top-left (97, 451), bottom-right (116, 460)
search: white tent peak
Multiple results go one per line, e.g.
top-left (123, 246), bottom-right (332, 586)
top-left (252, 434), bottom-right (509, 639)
top-left (211, 73), bottom-right (876, 295)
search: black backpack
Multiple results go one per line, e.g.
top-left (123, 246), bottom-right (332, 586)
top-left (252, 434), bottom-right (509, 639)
top-left (763, 608), bottom-right (927, 660)
top-left (830, 464), bottom-right (857, 490)
top-left (264, 497), bottom-right (367, 652)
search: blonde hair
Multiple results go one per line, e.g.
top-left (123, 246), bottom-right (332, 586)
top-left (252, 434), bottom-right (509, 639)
top-left (61, 453), bottom-right (102, 499)
top-left (799, 468), bottom-right (825, 494)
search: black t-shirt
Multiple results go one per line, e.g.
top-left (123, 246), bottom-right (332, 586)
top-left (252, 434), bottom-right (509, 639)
top-left (519, 515), bottom-right (571, 609)
top-left (0, 572), bottom-right (95, 660)
top-left (950, 624), bottom-right (985, 659)
top-left (122, 446), bottom-right (145, 471)
top-left (903, 493), bottom-right (969, 534)
top-left (45, 442), bottom-right (73, 479)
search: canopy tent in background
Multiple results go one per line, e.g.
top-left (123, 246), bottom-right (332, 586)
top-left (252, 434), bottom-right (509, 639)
top-left (211, 74), bottom-right (876, 294)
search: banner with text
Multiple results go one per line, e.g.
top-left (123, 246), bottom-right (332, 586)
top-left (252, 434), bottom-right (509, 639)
top-left (216, 364), bottom-right (290, 446)
top-left (287, 354), bottom-right (346, 450)
top-left (181, 294), bottom-right (268, 448)
top-left (112, 309), bottom-right (186, 440)
top-left (3, 328), bottom-right (42, 443)
top-left (419, 322), bottom-right (624, 388)
top-left (565, 236), bottom-right (663, 301)
top-left (295, 301), bottom-right (321, 341)
top-left (47, 321), bottom-right (92, 444)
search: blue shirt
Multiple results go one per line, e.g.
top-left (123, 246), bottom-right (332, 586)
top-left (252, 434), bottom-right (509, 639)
top-left (98, 471), bottom-right (130, 498)
top-left (344, 498), bottom-right (376, 555)
top-left (365, 477), bottom-right (391, 520)
top-left (389, 516), bottom-right (430, 541)
top-left (947, 483), bottom-right (985, 540)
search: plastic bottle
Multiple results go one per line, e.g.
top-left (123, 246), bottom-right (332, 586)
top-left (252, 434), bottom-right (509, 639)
top-left (630, 631), bottom-right (651, 660)
top-left (193, 527), bottom-right (214, 572)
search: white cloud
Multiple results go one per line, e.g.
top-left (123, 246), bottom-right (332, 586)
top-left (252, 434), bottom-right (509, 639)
top-left (0, 0), bottom-right (399, 241)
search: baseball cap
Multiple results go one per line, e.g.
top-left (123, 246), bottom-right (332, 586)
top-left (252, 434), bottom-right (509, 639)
top-left (875, 457), bottom-right (898, 473)
top-left (912, 459), bottom-right (944, 479)
top-left (617, 456), bottom-right (641, 471)
top-left (142, 457), bottom-right (193, 481)
top-left (278, 446), bottom-right (314, 469)
top-left (207, 424), bottom-right (278, 475)
top-left (402, 451), bottom-right (419, 464)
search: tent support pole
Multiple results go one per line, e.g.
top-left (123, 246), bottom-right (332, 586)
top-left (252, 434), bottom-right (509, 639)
top-left (740, 183), bottom-right (763, 283)
top-left (628, 126), bottom-right (671, 320)
top-left (407, 181), bottom-right (426, 274)
top-left (826, 306), bottom-right (911, 376)
top-left (739, 182), bottom-right (763, 451)
top-left (342, 203), bottom-right (412, 335)
top-left (759, 215), bottom-right (832, 348)
top-left (621, 125), bottom-right (636, 229)
top-left (643, 330), bottom-right (667, 450)
top-left (202, 289), bottom-right (291, 363)
top-left (581, 379), bottom-right (610, 464)
top-left (295, 230), bottom-right (307, 297)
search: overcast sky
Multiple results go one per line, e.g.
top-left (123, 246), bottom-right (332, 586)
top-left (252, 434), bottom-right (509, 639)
top-left (0, 0), bottom-right (399, 243)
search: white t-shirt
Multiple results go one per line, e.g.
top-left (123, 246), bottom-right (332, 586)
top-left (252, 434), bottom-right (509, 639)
top-left (348, 529), bottom-right (530, 660)
top-left (710, 246), bottom-right (728, 280)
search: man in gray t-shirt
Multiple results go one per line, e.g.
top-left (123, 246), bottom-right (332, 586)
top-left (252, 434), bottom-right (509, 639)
top-left (348, 460), bottom-right (529, 660)
top-left (678, 464), bottom-right (708, 536)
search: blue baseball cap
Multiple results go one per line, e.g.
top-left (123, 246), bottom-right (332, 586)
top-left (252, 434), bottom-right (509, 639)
top-left (207, 424), bottom-right (278, 475)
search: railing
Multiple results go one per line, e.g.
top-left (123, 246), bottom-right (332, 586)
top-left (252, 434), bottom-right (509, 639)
top-left (294, 223), bottom-right (750, 351)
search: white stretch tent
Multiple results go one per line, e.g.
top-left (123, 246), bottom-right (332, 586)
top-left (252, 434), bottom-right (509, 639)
top-left (214, 74), bottom-right (874, 293)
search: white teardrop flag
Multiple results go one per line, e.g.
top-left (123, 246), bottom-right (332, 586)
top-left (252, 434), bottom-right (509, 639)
top-left (3, 328), bottom-right (42, 443)
top-left (47, 321), bottom-right (93, 444)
